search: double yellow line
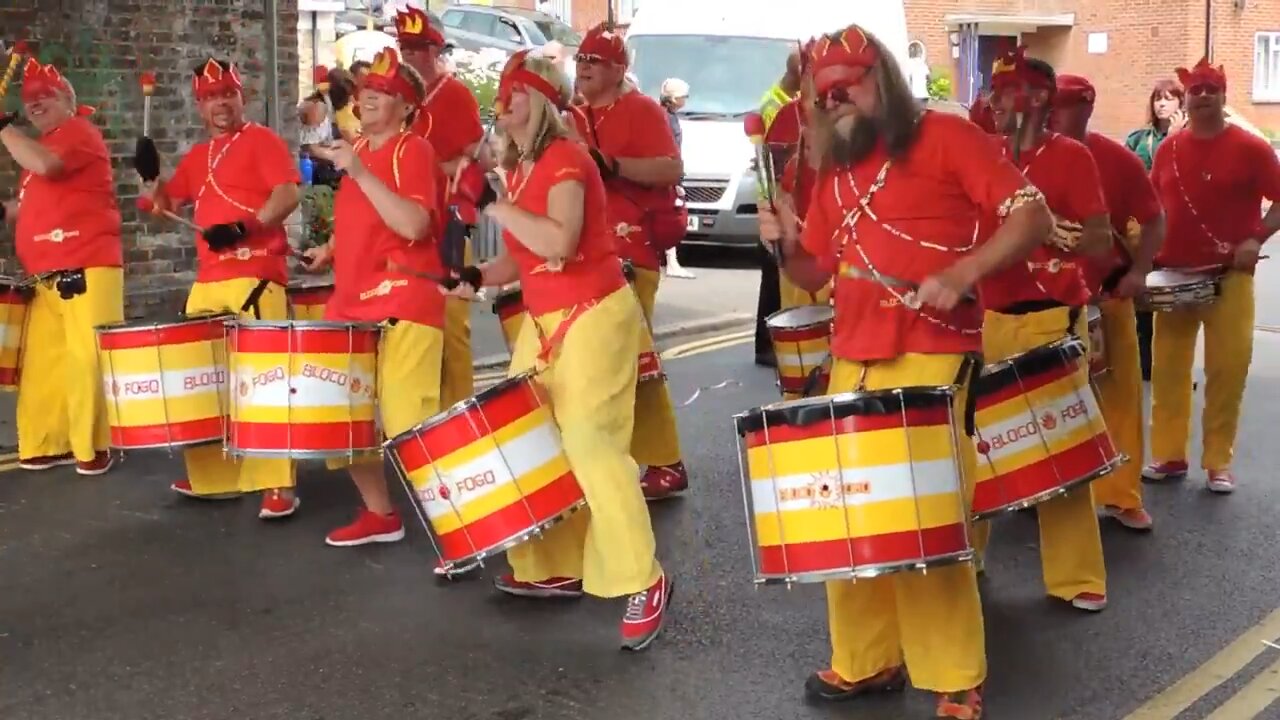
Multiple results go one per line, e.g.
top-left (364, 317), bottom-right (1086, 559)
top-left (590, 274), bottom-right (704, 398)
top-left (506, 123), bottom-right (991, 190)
top-left (1124, 608), bottom-right (1280, 719)
top-left (0, 451), bottom-right (19, 473)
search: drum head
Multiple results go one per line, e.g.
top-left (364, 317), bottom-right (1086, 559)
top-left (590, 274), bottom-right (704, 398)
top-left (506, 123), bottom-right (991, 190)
top-left (766, 304), bottom-right (834, 330)
top-left (735, 386), bottom-right (955, 435)
top-left (288, 278), bottom-right (334, 292)
top-left (1087, 305), bottom-right (1102, 322)
top-left (98, 312), bottom-right (236, 334)
top-left (1146, 269), bottom-right (1213, 288)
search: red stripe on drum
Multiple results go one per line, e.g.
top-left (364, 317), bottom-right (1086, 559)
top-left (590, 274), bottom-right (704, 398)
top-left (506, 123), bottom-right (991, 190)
top-left (638, 351), bottom-right (662, 381)
top-left (227, 325), bottom-right (380, 355)
top-left (977, 358), bottom-right (1076, 409)
top-left (110, 416), bottom-right (226, 449)
top-left (388, 380), bottom-right (545, 470)
top-left (97, 319), bottom-right (228, 351)
top-left (494, 293), bottom-right (525, 322)
top-left (770, 326), bottom-right (830, 343)
top-left (433, 470), bottom-right (584, 564)
top-left (0, 366), bottom-right (19, 388)
top-left (742, 405), bottom-right (954, 449)
top-left (757, 522), bottom-right (969, 577)
top-left (228, 420), bottom-right (381, 454)
top-left (972, 432), bottom-right (1119, 515)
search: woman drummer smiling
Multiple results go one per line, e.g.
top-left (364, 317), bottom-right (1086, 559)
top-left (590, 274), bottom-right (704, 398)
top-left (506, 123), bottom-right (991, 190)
top-left (441, 52), bottom-right (674, 652)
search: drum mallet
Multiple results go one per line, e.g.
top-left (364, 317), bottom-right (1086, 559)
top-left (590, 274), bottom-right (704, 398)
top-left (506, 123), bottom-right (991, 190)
top-left (135, 196), bottom-right (203, 233)
top-left (140, 71), bottom-right (156, 137)
top-left (0, 40), bottom-right (29, 98)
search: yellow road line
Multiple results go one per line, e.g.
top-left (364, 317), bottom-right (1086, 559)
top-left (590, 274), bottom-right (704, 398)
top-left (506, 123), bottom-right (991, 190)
top-left (1204, 654), bottom-right (1280, 719)
top-left (1124, 607), bottom-right (1280, 719)
top-left (664, 330), bottom-right (754, 359)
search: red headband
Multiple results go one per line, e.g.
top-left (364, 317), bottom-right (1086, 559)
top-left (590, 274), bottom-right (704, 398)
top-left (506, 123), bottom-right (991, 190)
top-left (1055, 74), bottom-right (1096, 106)
top-left (810, 25), bottom-right (880, 97)
top-left (990, 46), bottom-right (1053, 111)
top-left (359, 48), bottom-right (422, 105)
top-left (395, 7), bottom-right (446, 50)
top-left (577, 24), bottom-right (628, 66)
top-left (496, 50), bottom-right (567, 115)
top-left (192, 59), bottom-right (244, 101)
top-left (21, 59), bottom-right (94, 115)
top-left (1176, 57), bottom-right (1226, 92)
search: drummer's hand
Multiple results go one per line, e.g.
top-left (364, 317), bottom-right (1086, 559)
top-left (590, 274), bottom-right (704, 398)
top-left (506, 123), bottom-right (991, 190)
top-left (300, 244), bottom-right (333, 272)
top-left (312, 140), bottom-right (365, 179)
top-left (1232, 238), bottom-right (1262, 272)
top-left (1047, 213), bottom-right (1084, 252)
top-left (438, 265), bottom-right (483, 299)
top-left (917, 260), bottom-right (977, 312)
top-left (759, 195), bottom-right (799, 254)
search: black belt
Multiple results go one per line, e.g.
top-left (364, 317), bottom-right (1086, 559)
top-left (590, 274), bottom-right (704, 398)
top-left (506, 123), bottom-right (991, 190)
top-left (955, 352), bottom-right (983, 437)
top-left (239, 279), bottom-right (272, 320)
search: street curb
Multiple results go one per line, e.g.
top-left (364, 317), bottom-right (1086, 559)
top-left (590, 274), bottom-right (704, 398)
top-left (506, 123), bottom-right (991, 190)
top-left (472, 312), bottom-right (755, 372)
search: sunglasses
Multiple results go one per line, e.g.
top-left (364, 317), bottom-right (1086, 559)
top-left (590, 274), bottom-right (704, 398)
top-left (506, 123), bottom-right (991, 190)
top-left (574, 54), bottom-right (607, 65)
top-left (1186, 83), bottom-right (1223, 96)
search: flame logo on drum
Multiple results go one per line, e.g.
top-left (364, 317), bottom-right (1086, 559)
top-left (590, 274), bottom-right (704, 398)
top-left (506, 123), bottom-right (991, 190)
top-left (238, 379), bottom-right (250, 398)
top-left (1040, 412), bottom-right (1058, 431)
top-left (351, 378), bottom-right (362, 394)
top-left (808, 471), bottom-right (844, 509)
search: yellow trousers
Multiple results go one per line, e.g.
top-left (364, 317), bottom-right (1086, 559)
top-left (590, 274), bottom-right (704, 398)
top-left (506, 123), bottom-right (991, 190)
top-left (824, 353), bottom-right (985, 692)
top-left (506, 286), bottom-right (663, 598)
top-left (629, 268), bottom-right (683, 467)
top-left (441, 238), bottom-right (474, 407)
top-left (1150, 271), bottom-right (1254, 471)
top-left (326, 320), bottom-right (443, 470)
top-left (183, 278), bottom-right (296, 495)
top-left (18, 267), bottom-right (124, 462)
top-left (973, 307), bottom-right (1106, 600)
top-left (1090, 299), bottom-right (1146, 510)
top-left (779, 270), bottom-right (832, 310)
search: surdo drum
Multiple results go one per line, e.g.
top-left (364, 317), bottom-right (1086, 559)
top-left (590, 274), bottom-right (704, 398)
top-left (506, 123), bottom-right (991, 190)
top-left (224, 320), bottom-right (381, 459)
top-left (0, 278), bottom-right (31, 391)
top-left (286, 279), bottom-right (335, 321)
top-left (733, 387), bottom-right (973, 585)
top-left (385, 371), bottom-right (587, 577)
top-left (1138, 269), bottom-right (1222, 312)
top-left (971, 337), bottom-right (1125, 519)
top-left (96, 313), bottom-right (234, 451)
top-left (765, 305), bottom-right (833, 399)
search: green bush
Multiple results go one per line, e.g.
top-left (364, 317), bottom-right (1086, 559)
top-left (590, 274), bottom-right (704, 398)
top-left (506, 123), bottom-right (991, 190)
top-left (928, 67), bottom-right (952, 101)
top-left (301, 184), bottom-right (334, 249)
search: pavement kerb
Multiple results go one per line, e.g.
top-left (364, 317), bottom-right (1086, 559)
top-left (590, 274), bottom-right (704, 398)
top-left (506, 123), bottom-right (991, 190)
top-left (472, 312), bottom-right (756, 371)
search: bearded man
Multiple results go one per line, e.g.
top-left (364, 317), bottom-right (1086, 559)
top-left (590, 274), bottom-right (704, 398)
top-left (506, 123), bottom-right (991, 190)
top-left (760, 25), bottom-right (1051, 719)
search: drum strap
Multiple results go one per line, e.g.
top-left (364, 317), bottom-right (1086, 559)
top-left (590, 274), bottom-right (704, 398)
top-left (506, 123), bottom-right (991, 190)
top-left (956, 352), bottom-right (983, 438)
top-left (239, 279), bottom-right (271, 320)
top-left (799, 354), bottom-right (830, 398)
top-left (1066, 305), bottom-right (1082, 338)
top-left (535, 301), bottom-right (597, 364)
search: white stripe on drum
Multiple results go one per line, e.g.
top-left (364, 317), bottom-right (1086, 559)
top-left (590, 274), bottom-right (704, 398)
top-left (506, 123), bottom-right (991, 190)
top-left (101, 366), bottom-right (229, 402)
top-left (749, 458), bottom-right (963, 514)
top-left (974, 384), bottom-right (1105, 463)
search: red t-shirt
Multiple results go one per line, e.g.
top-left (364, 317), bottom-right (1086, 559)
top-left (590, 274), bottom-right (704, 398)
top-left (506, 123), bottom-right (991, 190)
top-left (324, 132), bottom-right (445, 328)
top-left (1081, 131), bottom-right (1163, 294)
top-left (781, 152), bottom-right (819, 220)
top-left (410, 75), bottom-right (485, 164)
top-left (1152, 124), bottom-right (1280, 268)
top-left (164, 123), bottom-right (300, 286)
top-left (978, 133), bottom-right (1104, 311)
top-left (15, 116), bottom-right (123, 274)
top-left (569, 90), bottom-right (680, 271)
top-left (503, 137), bottom-right (627, 316)
top-left (799, 111), bottom-right (1029, 362)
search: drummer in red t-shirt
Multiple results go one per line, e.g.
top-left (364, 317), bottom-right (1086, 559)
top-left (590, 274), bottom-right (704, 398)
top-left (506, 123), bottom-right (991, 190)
top-left (567, 24), bottom-right (689, 501)
top-left (300, 48), bottom-right (448, 548)
top-left (1051, 74), bottom-right (1166, 532)
top-left (442, 51), bottom-right (673, 652)
top-left (0, 58), bottom-right (123, 476)
top-left (139, 59), bottom-right (303, 518)
top-left (1144, 59), bottom-right (1280, 494)
top-left (977, 49), bottom-right (1112, 612)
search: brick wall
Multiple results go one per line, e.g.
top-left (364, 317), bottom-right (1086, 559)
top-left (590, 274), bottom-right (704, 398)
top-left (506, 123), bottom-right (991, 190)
top-left (0, 0), bottom-right (300, 320)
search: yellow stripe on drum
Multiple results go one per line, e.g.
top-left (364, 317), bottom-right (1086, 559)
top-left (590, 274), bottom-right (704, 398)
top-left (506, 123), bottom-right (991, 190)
top-left (416, 407), bottom-right (550, 476)
top-left (421, 455), bottom-right (574, 535)
top-left (745, 424), bottom-right (955, 482)
top-left (106, 393), bottom-right (227, 428)
top-left (975, 372), bottom-right (1084, 429)
top-left (233, 403), bottom-right (379, 424)
top-left (101, 341), bottom-right (225, 375)
top-left (773, 336), bottom-right (830, 356)
top-left (972, 422), bottom-right (1102, 482)
top-left (291, 304), bottom-right (328, 321)
top-left (754, 493), bottom-right (965, 545)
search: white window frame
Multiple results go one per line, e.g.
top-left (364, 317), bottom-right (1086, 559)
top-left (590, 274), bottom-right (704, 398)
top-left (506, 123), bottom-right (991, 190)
top-left (619, 0), bottom-right (640, 22)
top-left (1253, 32), bottom-right (1280, 102)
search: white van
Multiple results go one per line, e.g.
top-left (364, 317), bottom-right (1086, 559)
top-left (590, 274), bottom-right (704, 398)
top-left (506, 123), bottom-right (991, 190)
top-left (625, 0), bottom-right (909, 248)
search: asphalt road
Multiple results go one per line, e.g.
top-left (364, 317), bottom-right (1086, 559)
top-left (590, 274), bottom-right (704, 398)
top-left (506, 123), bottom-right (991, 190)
top-left (3, 316), bottom-right (1280, 720)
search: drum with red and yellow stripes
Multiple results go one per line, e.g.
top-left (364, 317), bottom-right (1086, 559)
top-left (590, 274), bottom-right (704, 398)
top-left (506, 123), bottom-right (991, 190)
top-left (765, 305), bottom-right (832, 399)
top-left (286, 279), bottom-right (334, 321)
top-left (734, 388), bottom-right (973, 585)
top-left (225, 320), bottom-right (381, 458)
top-left (1086, 304), bottom-right (1107, 377)
top-left (386, 371), bottom-right (586, 577)
top-left (0, 279), bottom-right (31, 390)
top-left (96, 313), bottom-right (234, 450)
top-left (971, 336), bottom-right (1125, 519)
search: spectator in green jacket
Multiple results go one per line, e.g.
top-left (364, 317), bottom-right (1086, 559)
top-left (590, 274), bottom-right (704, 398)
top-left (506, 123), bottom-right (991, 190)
top-left (1125, 79), bottom-right (1186, 171)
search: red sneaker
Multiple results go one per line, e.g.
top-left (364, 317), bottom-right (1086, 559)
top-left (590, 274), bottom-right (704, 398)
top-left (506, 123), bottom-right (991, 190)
top-left (1071, 591), bottom-right (1108, 612)
top-left (170, 480), bottom-right (239, 500)
top-left (620, 573), bottom-right (674, 651)
top-left (493, 574), bottom-right (584, 598)
top-left (258, 489), bottom-right (299, 519)
top-left (641, 462), bottom-right (689, 501)
top-left (325, 509), bottom-right (405, 547)
top-left (803, 666), bottom-right (907, 702)
top-left (936, 687), bottom-right (984, 719)
top-left (1207, 469), bottom-right (1236, 494)
top-left (18, 454), bottom-right (75, 471)
top-left (76, 452), bottom-right (114, 476)
top-left (1142, 460), bottom-right (1188, 482)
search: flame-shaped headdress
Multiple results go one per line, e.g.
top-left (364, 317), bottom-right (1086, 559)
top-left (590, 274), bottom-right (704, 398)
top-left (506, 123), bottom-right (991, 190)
top-left (359, 48), bottom-right (422, 105)
top-left (576, 23), bottom-right (628, 66)
top-left (810, 25), bottom-right (880, 98)
top-left (20, 58), bottom-right (94, 115)
top-left (1055, 74), bottom-right (1096, 106)
top-left (1176, 57), bottom-right (1226, 92)
top-left (990, 46), bottom-right (1053, 93)
top-left (495, 49), bottom-right (567, 116)
top-left (395, 7), bottom-right (446, 50)
top-left (192, 58), bottom-right (243, 101)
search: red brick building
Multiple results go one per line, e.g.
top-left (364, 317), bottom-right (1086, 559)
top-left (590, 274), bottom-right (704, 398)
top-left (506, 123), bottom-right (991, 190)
top-left (503, 0), bottom-right (1280, 138)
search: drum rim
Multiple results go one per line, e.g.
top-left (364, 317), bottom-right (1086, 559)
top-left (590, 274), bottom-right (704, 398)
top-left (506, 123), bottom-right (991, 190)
top-left (980, 335), bottom-right (1084, 378)
top-left (765, 304), bottom-right (834, 328)
top-left (286, 280), bottom-right (335, 292)
top-left (225, 319), bottom-right (384, 331)
top-left (1144, 269), bottom-right (1221, 285)
top-left (97, 312), bottom-right (238, 334)
top-left (734, 384), bottom-right (957, 433)
top-left (384, 371), bottom-right (540, 450)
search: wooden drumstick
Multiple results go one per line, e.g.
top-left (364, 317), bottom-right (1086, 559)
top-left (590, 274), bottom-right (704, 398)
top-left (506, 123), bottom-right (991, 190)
top-left (0, 41), bottom-right (28, 99)
top-left (140, 71), bottom-right (156, 137)
top-left (386, 260), bottom-right (486, 301)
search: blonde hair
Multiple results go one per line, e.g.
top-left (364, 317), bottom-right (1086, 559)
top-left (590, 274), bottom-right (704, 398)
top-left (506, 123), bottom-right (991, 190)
top-left (499, 56), bottom-right (574, 170)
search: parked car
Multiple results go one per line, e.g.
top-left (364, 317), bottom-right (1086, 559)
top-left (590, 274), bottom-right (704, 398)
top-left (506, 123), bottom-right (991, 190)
top-left (440, 4), bottom-right (580, 56)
